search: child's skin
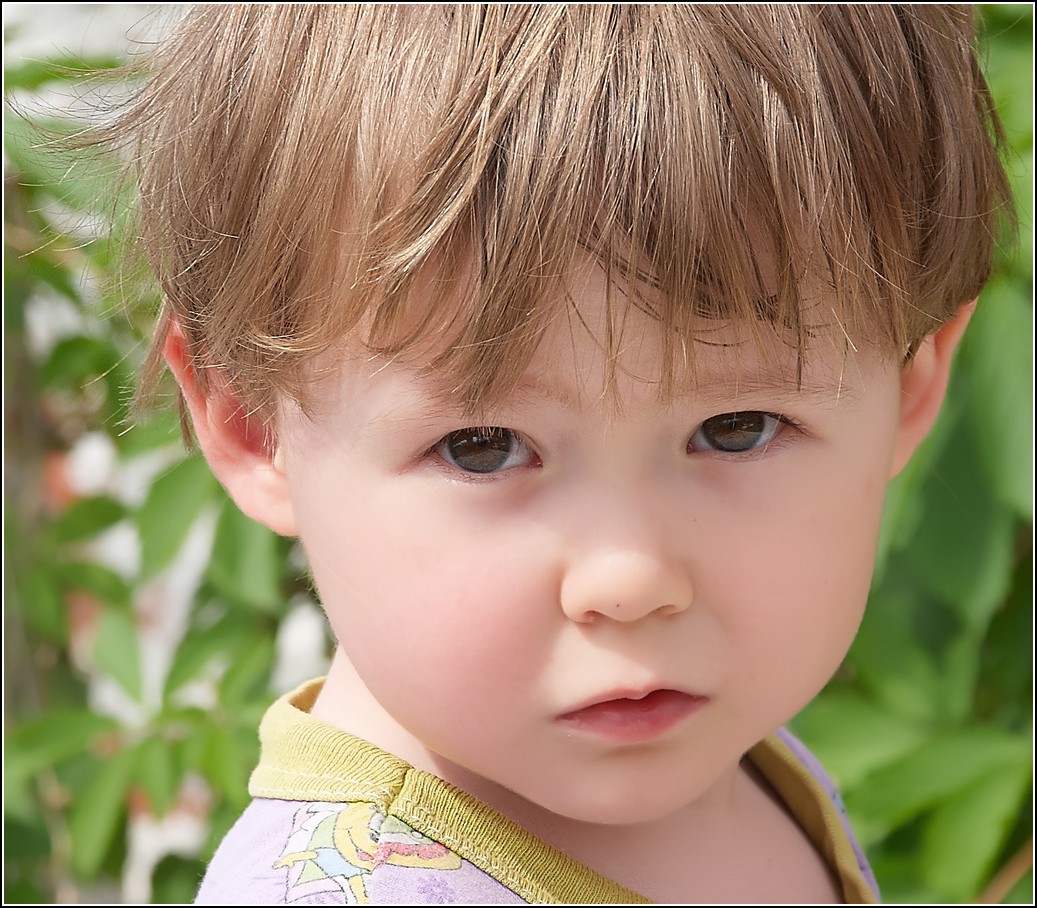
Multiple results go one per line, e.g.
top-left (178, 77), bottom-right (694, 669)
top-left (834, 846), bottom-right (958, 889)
top-left (166, 251), bottom-right (973, 902)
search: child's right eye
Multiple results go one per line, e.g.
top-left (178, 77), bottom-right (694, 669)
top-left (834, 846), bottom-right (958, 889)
top-left (434, 428), bottom-right (539, 475)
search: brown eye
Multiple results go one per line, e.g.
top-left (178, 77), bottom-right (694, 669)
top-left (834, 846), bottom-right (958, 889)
top-left (437, 428), bottom-right (530, 474)
top-left (689, 412), bottom-right (783, 453)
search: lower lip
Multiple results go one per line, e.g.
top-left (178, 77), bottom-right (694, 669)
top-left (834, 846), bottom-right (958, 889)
top-left (558, 690), bottom-right (707, 744)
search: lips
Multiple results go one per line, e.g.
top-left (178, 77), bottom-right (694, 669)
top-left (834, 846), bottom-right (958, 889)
top-left (557, 688), bottom-right (707, 744)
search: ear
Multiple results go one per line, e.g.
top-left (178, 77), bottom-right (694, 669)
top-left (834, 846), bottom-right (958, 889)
top-left (163, 324), bottom-right (298, 536)
top-left (889, 301), bottom-right (975, 477)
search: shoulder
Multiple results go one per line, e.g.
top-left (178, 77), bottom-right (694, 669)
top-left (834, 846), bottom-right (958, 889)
top-left (195, 799), bottom-right (308, 905)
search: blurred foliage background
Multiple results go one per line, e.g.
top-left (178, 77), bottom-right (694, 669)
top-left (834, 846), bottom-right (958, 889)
top-left (3, 4), bottom-right (1033, 904)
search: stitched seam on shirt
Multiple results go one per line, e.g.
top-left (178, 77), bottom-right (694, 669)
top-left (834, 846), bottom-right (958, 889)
top-left (392, 793), bottom-right (555, 903)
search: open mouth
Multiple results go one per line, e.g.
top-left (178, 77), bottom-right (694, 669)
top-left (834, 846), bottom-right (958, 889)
top-left (557, 689), bottom-right (708, 743)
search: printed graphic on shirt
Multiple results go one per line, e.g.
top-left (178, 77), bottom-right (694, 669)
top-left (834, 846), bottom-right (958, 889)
top-left (273, 801), bottom-right (519, 904)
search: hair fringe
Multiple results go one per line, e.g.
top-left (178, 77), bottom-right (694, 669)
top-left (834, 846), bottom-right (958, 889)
top-left (79, 3), bottom-right (1013, 417)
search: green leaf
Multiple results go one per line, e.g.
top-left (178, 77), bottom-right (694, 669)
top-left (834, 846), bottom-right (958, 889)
top-left (3, 814), bottom-right (51, 863)
top-left (979, 6), bottom-right (1035, 153)
top-left (218, 634), bottom-right (274, 707)
top-left (859, 572), bottom-right (982, 726)
top-left (934, 630), bottom-right (985, 728)
top-left (866, 848), bottom-right (944, 906)
top-left (1003, 149), bottom-right (1033, 273)
top-left (52, 560), bottom-right (131, 609)
top-left (921, 759), bottom-right (1032, 901)
top-left (113, 414), bottom-right (182, 457)
top-left (13, 565), bottom-right (67, 642)
top-left (93, 607), bottom-right (142, 701)
top-left (16, 247), bottom-right (82, 303)
top-left (175, 715), bottom-right (215, 774)
top-left (790, 690), bottom-right (929, 789)
top-left (163, 610), bottom-right (255, 700)
top-left (3, 880), bottom-right (48, 906)
top-left (37, 336), bottom-right (120, 390)
top-left (873, 385), bottom-right (961, 580)
top-left (851, 582), bottom-right (951, 723)
top-left (202, 727), bottom-right (251, 809)
top-left (133, 736), bottom-right (179, 817)
top-left (902, 406), bottom-right (1015, 633)
top-left (4, 709), bottom-right (118, 783)
top-left (152, 855), bottom-right (208, 905)
top-left (962, 277), bottom-right (1034, 521)
top-left (69, 746), bottom-right (137, 879)
top-left (846, 728), bottom-right (1030, 843)
top-left (874, 465), bottom-right (926, 583)
top-left (136, 455), bottom-right (220, 580)
top-left (205, 499), bottom-right (284, 612)
top-left (49, 496), bottom-right (127, 545)
top-left (3, 772), bottom-right (39, 825)
top-left (975, 552), bottom-right (1034, 728)
top-left (3, 811), bottom-right (52, 904)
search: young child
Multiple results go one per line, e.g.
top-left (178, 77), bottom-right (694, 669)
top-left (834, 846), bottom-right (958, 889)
top-left (105, 4), bottom-right (1012, 903)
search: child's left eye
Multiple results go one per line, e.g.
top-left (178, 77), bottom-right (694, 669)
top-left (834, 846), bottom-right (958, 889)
top-left (688, 411), bottom-right (788, 454)
top-left (434, 427), bottom-right (538, 474)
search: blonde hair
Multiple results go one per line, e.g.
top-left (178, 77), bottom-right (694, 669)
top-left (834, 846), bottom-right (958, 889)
top-left (103, 3), bottom-right (1011, 416)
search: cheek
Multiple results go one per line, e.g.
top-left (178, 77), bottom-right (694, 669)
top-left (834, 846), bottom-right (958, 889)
top-left (725, 464), bottom-right (888, 685)
top-left (292, 474), bottom-right (551, 695)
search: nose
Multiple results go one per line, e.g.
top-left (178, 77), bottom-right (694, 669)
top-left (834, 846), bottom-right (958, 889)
top-left (559, 542), bottom-right (694, 624)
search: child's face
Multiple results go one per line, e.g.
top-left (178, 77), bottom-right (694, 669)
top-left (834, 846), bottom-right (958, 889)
top-left (273, 261), bottom-right (909, 826)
